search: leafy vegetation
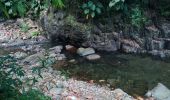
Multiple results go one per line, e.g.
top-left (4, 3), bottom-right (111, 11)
top-left (0, 0), bottom-right (27, 18)
top-left (0, 55), bottom-right (51, 100)
top-left (130, 6), bottom-right (147, 29)
top-left (109, 0), bottom-right (125, 11)
top-left (81, 1), bottom-right (103, 19)
top-left (0, 0), bottom-right (65, 18)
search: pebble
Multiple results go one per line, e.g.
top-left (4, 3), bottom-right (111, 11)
top-left (86, 54), bottom-right (101, 60)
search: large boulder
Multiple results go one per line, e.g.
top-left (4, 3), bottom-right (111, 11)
top-left (13, 51), bottom-right (28, 59)
top-left (145, 83), bottom-right (170, 100)
top-left (21, 52), bottom-right (45, 65)
top-left (40, 13), bottom-right (91, 46)
top-left (85, 32), bottom-right (120, 52)
top-left (113, 89), bottom-right (134, 100)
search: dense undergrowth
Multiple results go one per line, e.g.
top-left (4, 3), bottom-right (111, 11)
top-left (0, 0), bottom-right (169, 36)
top-left (0, 55), bottom-right (51, 100)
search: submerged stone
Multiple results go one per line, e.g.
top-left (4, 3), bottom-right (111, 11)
top-left (145, 83), bottom-right (170, 100)
top-left (77, 47), bottom-right (95, 56)
top-left (86, 54), bottom-right (101, 60)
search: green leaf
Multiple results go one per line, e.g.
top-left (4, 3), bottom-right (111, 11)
top-left (88, 1), bottom-right (93, 7)
top-left (97, 2), bottom-right (103, 8)
top-left (91, 12), bottom-right (95, 18)
top-left (84, 9), bottom-right (90, 14)
top-left (91, 4), bottom-right (96, 11)
top-left (96, 7), bottom-right (101, 14)
top-left (17, 1), bottom-right (26, 17)
top-left (5, 2), bottom-right (11, 6)
top-left (0, 1), bottom-right (10, 18)
top-left (109, 0), bottom-right (121, 8)
top-left (51, 0), bottom-right (65, 9)
top-left (8, 8), bottom-right (13, 14)
top-left (82, 3), bottom-right (87, 8)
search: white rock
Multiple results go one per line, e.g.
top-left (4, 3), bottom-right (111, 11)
top-left (113, 89), bottom-right (134, 100)
top-left (77, 47), bottom-right (95, 56)
top-left (13, 51), bottom-right (27, 59)
top-left (49, 88), bottom-right (63, 95)
top-left (86, 54), bottom-right (101, 60)
top-left (145, 83), bottom-right (170, 100)
top-left (65, 96), bottom-right (78, 100)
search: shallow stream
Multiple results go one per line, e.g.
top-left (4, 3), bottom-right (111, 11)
top-left (58, 52), bottom-right (170, 97)
top-left (1, 45), bottom-right (170, 97)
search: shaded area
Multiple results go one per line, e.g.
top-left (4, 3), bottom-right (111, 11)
top-left (58, 52), bottom-right (170, 97)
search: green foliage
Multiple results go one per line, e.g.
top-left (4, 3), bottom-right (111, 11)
top-left (51, 0), bottom-right (65, 9)
top-left (20, 23), bottom-right (29, 33)
top-left (0, 0), bottom-right (27, 18)
top-left (0, 55), bottom-right (24, 95)
top-left (31, 31), bottom-right (40, 37)
top-left (32, 54), bottom-right (55, 78)
top-left (65, 15), bottom-right (92, 32)
top-left (130, 6), bottom-right (147, 29)
top-left (109, 0), bottom-right (125, 11)
top-left (81, 1), bottom-right (103, 19)
top-left (29, 0), bottom-right (50, 18)
top-left (0, 0), bottom-right (65, 19)
top-left (0, 55), bottom-right (51, 99)
top-left (159, 0), bottom-right (170, 17)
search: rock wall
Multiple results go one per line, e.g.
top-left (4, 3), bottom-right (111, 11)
top-left (40, 10), bottom-right (170, 58)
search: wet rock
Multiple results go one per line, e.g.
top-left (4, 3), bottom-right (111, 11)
top-left (151, 40), bottom-right (164, 50)
top-left (36, 36), bottom-right (47, 42)
top-left (122, 45), bottom-right (139, 53)
top-left (113, 89), bottom-right (134, 100)
top-left (149, 50), bottom-right (170, 58)
top-left (49, 45), bottom-right (63, 54)
top-left (68, 59), bottom-right (76, 63)
top-left (13, 51), bottom-right (27, 59)
top-left (160, 21), bottom-right (170, 38)
top-left (87, 32), bottom-right (119, 52)
top-left (21, 45), bottom-right (43, 52)
top-left (121, 39), bottom-right (141, 53)
top-left (145, 83), bottom-right (170, 100)
top-left (40, 11), bottom-right (65, 37)
top-left (77, 47), bottom-right (95, 56)
top-left (55, 54), bottom-right (66, 60)
top-left (21, 52), bottom-right (45, 65)
top-left (65, 45), bottom-right (77, 53)
top-left (86, 54), bottom-right (101, 60)
top-left (146, 25), bottom-right (160, 38)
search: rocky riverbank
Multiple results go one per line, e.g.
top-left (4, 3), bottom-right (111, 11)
top-left (0, 18), bottom-right (136, 100)
top-left (1, 18), bottom-right (170, 100)
top-left (1, 46), bottom-right (135, 100)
